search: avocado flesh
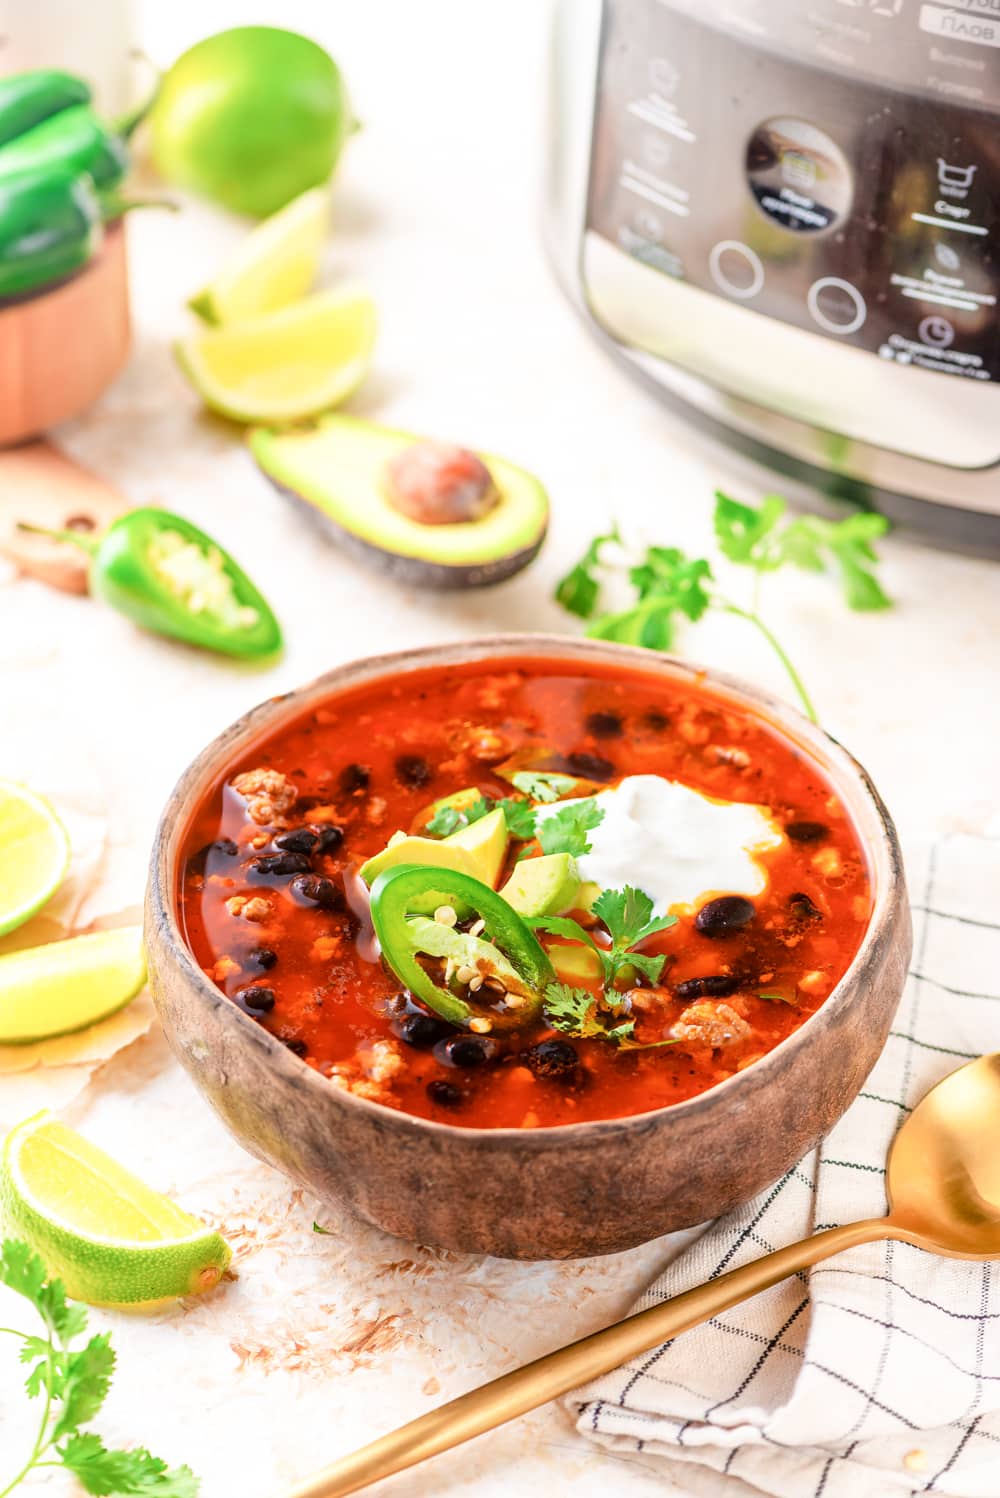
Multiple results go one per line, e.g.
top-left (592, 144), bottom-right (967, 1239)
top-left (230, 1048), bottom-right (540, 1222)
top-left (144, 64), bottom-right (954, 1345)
top-left (249, 414), bottom-right (548, 579)
top-left (359, 808), bottom-right (509, 915)
top-left (550, 943), bottom-right (603, 983)
top-left (500, 854), bottom-right (580, 918)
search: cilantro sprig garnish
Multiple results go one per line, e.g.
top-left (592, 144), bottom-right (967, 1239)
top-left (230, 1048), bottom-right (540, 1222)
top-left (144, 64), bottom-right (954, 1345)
top-left (509, 771), bottom-right (578, 803)
top-left (0, 1240), bottom-right (197, 1496)
top-left (554, 492), bottom-right (891, 723)
top-left (531, 885), bottom-right (678, 1049)
top-left (536, 798), bottom-right (604, 857)
top-left (425, 793), bottom-right (537, 842)
top-left (542, 982), bottom-right (637, 1044)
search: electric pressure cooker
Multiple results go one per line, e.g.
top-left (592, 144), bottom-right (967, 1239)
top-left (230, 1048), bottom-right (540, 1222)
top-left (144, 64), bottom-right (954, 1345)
top-left (545, 0), bottom-right (1000, 550)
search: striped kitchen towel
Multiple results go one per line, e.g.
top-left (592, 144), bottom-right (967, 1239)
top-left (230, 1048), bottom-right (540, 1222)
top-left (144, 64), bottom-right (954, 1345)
top-left (571, 835), bottom-right (1000, 1498)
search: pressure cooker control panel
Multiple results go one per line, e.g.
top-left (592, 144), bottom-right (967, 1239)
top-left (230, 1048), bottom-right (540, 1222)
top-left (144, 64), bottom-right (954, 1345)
top-left (586, 0), bottom-right (1000, 384)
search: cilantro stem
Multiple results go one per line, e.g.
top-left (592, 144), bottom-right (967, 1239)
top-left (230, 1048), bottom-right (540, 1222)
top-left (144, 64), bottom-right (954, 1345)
top-left (719, 601), bottom-right (818, 723)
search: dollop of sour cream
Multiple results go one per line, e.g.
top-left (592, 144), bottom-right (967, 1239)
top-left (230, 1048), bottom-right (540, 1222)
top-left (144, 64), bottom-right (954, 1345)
top-left (538, 775), bottom-right (784, 915)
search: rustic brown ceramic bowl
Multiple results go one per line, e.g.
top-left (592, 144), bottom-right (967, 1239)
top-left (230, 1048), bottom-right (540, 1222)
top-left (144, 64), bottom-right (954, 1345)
top-left (145, 636), bottom-right (911, 1260)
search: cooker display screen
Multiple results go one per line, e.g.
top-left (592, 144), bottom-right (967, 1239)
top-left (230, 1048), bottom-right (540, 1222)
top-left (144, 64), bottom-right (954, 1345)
top-left (586, 0), bottom-right (1000, 384)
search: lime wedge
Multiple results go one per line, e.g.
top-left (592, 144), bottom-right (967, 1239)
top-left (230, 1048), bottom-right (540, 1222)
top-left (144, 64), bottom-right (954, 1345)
top-left (0, 781), bottom-right (70, 937)
top-left (175, 285), bottom-right (376, 423)
top-left (189, 186), bottom-right (332, 325)
top-left (0, 926), bottom-right (146, 1044)
top-left (0, 1112), bottom-right (231, 1304)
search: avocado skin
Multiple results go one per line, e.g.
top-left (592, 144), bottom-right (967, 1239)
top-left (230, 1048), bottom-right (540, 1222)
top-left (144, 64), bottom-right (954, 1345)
top-left (264, 474), bottom-right (546, 588)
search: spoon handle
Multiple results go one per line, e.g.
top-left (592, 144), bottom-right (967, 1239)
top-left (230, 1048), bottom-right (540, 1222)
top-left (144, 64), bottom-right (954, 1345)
top-left (286, 1217), bottom-right (888, 1498)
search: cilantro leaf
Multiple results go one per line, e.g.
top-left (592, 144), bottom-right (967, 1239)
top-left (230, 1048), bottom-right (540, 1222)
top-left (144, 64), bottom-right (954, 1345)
top-left (542, 983), bottom-right (605, 1040)
top-left (773, 512), bottom-right (891, 611)
top-left (554, 527), bottom-right (620, 619)
top-left (592, 886), bottom-right (676, 948)
top-left (497, 798), bottom-right (537, 840)
top-left (463, 795), bottom-right (495, 826)
top-left (59, 1433), bottom-right (199, 1496)
top-left (623, 951), bottom-right (667, 985)
top-left (629, 548), bottom-right (714, 621)
top-left (713, 492), bottom-right (786, 568)
top-left (425, 805), bottom-right (462, 837)
top-left (537, 798), bottom-right (604, 857)
top-left (528, 915), bottom-right (603, 954)
top-left (605, 1019), bottom-right (636, 1043)
top-left (52, 1334), bottom-right (115, 1440)
top-left (510, 771), bottom-right (577, 803)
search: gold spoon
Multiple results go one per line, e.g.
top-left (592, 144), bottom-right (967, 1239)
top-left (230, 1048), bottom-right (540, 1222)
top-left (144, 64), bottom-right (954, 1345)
top-left (287, 1052), bottom-right (1000, 1498)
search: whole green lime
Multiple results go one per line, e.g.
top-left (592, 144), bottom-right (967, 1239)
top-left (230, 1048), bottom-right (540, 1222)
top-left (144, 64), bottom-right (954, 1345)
top-left (150, 27), bottom-right (353, 218)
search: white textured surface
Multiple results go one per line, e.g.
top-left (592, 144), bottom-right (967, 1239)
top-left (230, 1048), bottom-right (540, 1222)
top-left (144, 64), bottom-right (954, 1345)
top-left (0, 2), bottom-right (998, 1495)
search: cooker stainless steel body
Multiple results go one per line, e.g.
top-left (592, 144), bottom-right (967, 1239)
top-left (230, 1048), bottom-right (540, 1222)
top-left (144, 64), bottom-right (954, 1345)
top-left (545, 0), bottom-right (1000, 549)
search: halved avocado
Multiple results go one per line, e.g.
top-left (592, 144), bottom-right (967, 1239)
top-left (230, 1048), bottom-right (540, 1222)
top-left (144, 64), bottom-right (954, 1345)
top-left (248, 414), bottom-right (548, 588)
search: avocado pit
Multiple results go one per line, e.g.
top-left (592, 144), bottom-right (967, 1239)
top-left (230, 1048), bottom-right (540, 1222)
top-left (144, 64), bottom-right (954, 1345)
top-left (383, 440), bottom-right (500, 526)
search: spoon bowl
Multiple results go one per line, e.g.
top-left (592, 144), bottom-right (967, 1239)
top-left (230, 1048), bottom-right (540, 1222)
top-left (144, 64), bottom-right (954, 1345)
top-left (886, 1051), bottom-right (1000, 1258)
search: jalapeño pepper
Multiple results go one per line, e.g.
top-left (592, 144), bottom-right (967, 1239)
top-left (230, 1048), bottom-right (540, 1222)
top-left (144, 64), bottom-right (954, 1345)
top-left (0, 69), bottom-right (154, 303)
top-left (20, 508), bottom-right (282, 660)
top-left (0, 69), bottom-right (91, 147)
top-left (369, 865), bottom-right (554, 1029)
top-left (0, 165), bottom-right (101, 299)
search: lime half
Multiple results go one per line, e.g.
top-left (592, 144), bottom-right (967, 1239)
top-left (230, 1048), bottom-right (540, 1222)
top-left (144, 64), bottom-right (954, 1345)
top-left (0, 1113), bottom-right (232, 1305)
top-left (189, 185), bottom-right (332, 325)
top-left (175, 285), bottom-right (376, 423)
top-left (0, 926), bottom-right (147, 1044)
top-left (0, 781), bottom-right (70, 938)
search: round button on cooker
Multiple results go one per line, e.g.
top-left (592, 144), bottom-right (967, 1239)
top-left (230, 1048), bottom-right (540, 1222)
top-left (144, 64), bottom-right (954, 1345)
top-left (807, 277), bottom-right (867, 335)
top-left (709, 240), bottom-right (765, 300)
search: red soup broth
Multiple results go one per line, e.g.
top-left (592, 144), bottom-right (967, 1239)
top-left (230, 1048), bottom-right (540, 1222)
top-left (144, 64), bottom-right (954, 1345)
top-left (177, 659), bottom-right (872, 1128)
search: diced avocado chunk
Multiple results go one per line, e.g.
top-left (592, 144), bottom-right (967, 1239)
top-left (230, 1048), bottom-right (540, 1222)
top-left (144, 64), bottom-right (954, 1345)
top-left (445, 807), bottom-right (508, 888)
top-left (360, 836), bottom-right (478, 888)
top-left (500, 853), bottom-right (580, 918)
top-left (549, 944), bottom-right (603, 983)
top-left (359, 807), bottom-right (509, 916)
top-left (577, 881), bottom-right (602, 913)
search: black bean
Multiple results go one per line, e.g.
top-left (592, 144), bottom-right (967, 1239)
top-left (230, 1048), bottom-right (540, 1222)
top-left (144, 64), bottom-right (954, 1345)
top-left (523, 1039), bottom-right (579, 1080)
top-left (565, 750), bottom-right (616, 782)
top-left (585, 711), bottom-right (623, 740)
top-left (395, 1012), bottom-right (452, 1049)
top-left (694, 896), bottom-right (756, 938)
top-left (643, 710), bottom-right (670, 732)
top-left (273, 827), bottom-right (319, 854)
top-left (426, 1079), bottom-right (463, 1109)
top-left (312, 825), bottom-right (345, 855)
top-left (435, 1035), bottom-right (499, 1069)
top-left (284, 1038), bottom-right (308, 1057)
top-left (235, 985), bottom-right (276, 1014)
top-left (187, 837), bottom-right (238, 876)
top-left (395, 754), bottom-right (433, 789)
top-left (789, 892), bottom-right (823, 922)
top-left (785, 820), bottom-right (829, 844)
top-left (674, 974), bottom-right (739, 1000)
top-left (289, 873), bottom-right (344, 911)
top-left (246, 947), bottom-right (278, 971)
top-left (248, 851), bottom-right (313, 878)
top-left (340, 763), bottom-right (370, 794)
